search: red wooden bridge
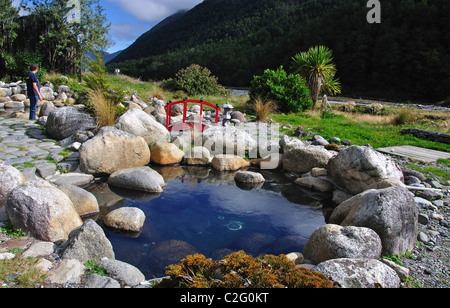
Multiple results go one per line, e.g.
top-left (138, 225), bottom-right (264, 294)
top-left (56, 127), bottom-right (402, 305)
top-left (165, 99), bottom-right (221, 132)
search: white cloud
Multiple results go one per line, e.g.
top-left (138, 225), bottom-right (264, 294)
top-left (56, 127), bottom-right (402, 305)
top-left (107, 0), bottom-right (203, 23)
top-left (110, 22), bottom-right (143, 40)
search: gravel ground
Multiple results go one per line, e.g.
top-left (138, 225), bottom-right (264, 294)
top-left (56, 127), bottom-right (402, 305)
top-left (394, 157), bottom-right (450, 288)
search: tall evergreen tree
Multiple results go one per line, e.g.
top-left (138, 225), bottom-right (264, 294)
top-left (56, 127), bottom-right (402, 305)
top-left (20, 0), bottom-right (110, 79)
top-left (0, 0), bottom-right (20, 73)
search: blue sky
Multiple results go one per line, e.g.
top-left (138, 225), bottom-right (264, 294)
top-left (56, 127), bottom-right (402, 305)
top-left (12, 0), bottom-right (203, 53)
top-left (104, 0), bottom-right (203, 53)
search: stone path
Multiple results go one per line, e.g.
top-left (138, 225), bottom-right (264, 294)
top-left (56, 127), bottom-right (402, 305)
top-left (0, 117), bottom-right (91, 186)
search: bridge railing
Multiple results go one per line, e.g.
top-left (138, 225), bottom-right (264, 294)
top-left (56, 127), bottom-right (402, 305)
top-left (165, 99), bottom-right (221, 132)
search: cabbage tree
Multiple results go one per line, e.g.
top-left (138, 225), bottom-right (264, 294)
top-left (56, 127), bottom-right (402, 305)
top-left (292, 46), bottom-right (340, 109)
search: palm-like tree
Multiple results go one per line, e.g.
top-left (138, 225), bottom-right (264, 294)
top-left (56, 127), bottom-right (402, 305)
top-left (321, 72), bottom-right (342, 97)
top-left (292, 46), bottom-right (339, 110)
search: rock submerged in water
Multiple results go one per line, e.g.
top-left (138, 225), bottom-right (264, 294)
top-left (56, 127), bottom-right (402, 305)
top-left (146, 240), bottom-right (199, 275)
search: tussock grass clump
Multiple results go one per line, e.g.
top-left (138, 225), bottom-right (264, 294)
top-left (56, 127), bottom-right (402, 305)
top-left (88, 89), bottom-right (117, 129)
top-left (392, 108), bottom-right (416, 126)
top-left (251, 97), bottom-right (277, 122)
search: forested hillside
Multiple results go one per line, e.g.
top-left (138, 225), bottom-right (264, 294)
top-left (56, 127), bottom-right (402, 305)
top-left (108, 0), bottom-right (450, 103)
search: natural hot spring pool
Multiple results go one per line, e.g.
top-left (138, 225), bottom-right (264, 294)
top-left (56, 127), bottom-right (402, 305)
top-left (89, 167), bottom-right (333, 279)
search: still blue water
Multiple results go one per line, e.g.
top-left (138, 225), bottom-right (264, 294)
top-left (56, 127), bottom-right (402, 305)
top-left (102, 169), bottom-right (330, 279)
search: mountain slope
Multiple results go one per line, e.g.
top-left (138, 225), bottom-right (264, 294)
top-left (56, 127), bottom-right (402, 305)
top-left (109, 0), bottom-right (450, 103)
top-left (111, 10), bottom-right (187, 63)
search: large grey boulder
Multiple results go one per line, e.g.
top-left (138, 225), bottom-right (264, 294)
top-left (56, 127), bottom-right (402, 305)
top-left (150, 141), bottom-right (185, 165)
top-left (11, 93), bottom-right (26, 101)
top-left (184, 146), bottom-right (211, 166)
top-left (328, 145), bottom-right (404, 195)
top-left (96, 259), bottom-right (146, 287)
top-left (283, 146), bottom-right (332, 174)
top-left (0, 87), bottom-right (12, 97)
top-left (295, 176), bottom-right (335, 192)
top-left (200, 126), bottom-right (257, 156)
top-left (38, 101), bottom-right (57, 117)
top-left (302, 224), bottom-right (383, 264)
top-left (79, 126), bottom-right (151, 175)
top-left (0, 161), bottom-right (26, 208)
top-left (329, 186), bottom-right (418, 256)
top-left (211, 154), bottom-right (251, 171)
top-left (280, 135), bottom-right (306, 153)
top-left (85, 274), bottom-right (121, 288)
top-left (108, 166), bottom-right (165, 193)
top-left (235, 171), bottom-right (265, 184)
top-left (103, 207), bottom-right (146, 233)
top-left (60, 219), bottom-right (115, 262)
top-left (56, 85), bottom-right (71, 95)
top-left (46, 107), bottom-right (96, 140)
top-left (115, 108), bottom-right (170, 145)
top-left (6, 179), bottom-right (83, 242)
top-left (57, 184), bottom-right (100, 218)
top-left (47, 259), bottom-right (86, 285)
top-left (313, 258), bottom-right (401, 288)
top-left (40, 86), bottom-right (55, 101)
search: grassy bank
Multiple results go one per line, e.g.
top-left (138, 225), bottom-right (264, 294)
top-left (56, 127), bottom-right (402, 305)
top-left (271, 109), bottom-right (450, 152)
top-left (44, 73), bottom-right (449, 153)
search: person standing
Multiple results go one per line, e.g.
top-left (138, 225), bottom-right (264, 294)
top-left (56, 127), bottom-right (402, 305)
top-left (26, 63), bottom-right (43, 120)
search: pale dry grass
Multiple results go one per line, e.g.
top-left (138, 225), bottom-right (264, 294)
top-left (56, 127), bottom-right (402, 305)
top-left (252, 97), bottom-right (277, 121)
top-left (151, 87), bottom-right (165, 100)
top-left (347, 112), bottom-right (395, 125)
top-left (88, 89), bottom-right (116, 129)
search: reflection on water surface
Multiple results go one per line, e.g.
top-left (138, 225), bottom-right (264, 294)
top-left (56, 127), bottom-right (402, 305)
top-left (88, 166), bottom-right (333, 278)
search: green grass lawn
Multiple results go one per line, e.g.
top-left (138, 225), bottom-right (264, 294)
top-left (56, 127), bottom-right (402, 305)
top-left (271, 111), bottom-right (450, 152)
top-left (47, 73), bottom-right (449, 153)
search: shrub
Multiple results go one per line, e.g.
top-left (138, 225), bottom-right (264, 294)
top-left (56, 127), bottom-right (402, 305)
top-left (392, 108), bottom-right (416, 126)
top-left (162, 64), bottom-right (228, 96)
top-left (249, 66), bottom-right (312, 113)
top-left (4, 49), bottom-right (47, 81)
top-left (83, 54), bottom-right (109, 93)
top-left (155, 251), bottom-right (336, 288)
top-left (83, 52), bottom-right (125, 128)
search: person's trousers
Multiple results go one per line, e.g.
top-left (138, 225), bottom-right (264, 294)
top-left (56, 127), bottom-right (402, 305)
top-left (29, 95), bottom-right (38, 120)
